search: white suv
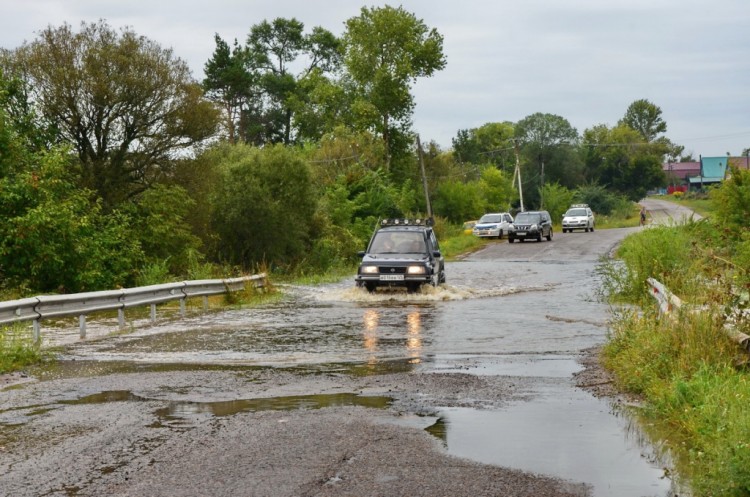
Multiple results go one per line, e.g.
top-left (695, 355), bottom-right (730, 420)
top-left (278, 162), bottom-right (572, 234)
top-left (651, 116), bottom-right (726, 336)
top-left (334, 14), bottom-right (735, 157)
top-left (562, 204), bottom-right (595, 233)
top-left (472, 212), bottom-right (514, 239)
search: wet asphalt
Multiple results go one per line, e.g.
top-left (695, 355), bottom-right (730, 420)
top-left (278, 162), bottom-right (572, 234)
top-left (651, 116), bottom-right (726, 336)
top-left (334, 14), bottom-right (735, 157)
top-left (0, 216), bottom-right (683, 497)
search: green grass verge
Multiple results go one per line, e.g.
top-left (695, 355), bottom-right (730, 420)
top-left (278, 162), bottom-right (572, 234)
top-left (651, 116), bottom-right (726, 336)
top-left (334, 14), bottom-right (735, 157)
top-left (603, 308), bottom-right (750, 495)
top-left (600, 213), bottom-right (750, 495)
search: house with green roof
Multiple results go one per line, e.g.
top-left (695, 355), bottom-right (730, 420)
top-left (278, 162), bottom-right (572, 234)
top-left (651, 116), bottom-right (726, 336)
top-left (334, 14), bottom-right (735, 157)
top-left (688, 156), bottom-right (729, 190)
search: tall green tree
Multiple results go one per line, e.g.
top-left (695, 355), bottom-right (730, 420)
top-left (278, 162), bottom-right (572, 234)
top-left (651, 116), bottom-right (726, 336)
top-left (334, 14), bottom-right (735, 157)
top-left (618, 99), bottom-right (667, 142)
top-left (342, 5), bottom-right (446, 166)
top-left (515, 113), bottom-right (581, 208)
top-left (243, 18), bottom-right (341, 145)
top-left (452, 122), bottom-right (515, 171)
top-left (3, 20), bottom-right (219, 207)
top-left (203, 35), bottom-right (257, 145)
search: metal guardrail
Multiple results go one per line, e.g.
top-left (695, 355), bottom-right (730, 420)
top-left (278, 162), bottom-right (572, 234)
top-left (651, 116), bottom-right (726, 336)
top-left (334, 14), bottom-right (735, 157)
top-left (0, 274), bottom-right (267, 342)
top-left (646, 277), bottom-right (750, 352)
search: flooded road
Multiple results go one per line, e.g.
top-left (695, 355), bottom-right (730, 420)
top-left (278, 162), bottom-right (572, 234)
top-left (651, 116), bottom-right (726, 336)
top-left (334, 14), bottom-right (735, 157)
top-left (1, 225), bottom-right (681, 497)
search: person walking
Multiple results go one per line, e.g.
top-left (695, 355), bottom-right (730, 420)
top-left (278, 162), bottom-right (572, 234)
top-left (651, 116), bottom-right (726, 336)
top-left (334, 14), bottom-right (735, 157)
top-left (639, 206), bottom-right (647, 227)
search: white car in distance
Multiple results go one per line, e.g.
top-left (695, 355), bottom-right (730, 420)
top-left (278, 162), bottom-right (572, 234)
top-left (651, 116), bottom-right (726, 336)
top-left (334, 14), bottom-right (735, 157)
top-left (562, 204), bottom-right (595, 233)
top-left (472, 212), bottom-right (514, 239)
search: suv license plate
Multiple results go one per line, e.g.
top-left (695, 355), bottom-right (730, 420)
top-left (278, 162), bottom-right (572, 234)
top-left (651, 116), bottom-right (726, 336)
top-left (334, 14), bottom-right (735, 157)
top-left (380, 274), bottom-right (404, 281)
top-left (516, 231), bottom-right (526, 236)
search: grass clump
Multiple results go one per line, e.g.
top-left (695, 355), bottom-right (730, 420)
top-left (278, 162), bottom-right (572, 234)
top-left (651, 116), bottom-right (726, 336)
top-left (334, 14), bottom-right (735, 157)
top-left (0, 324), bottom-right (50, 373)
top-left (603, 307), bottom-right (750, 495)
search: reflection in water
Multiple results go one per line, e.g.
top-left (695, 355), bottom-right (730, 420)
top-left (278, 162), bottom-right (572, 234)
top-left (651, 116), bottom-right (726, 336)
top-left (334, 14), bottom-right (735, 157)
top-left (362, 309), bottom-right (379, 358)
top-left (360, 308), bottom-right (424, 364)
top-left (406, 311), bottom-right (422, 362)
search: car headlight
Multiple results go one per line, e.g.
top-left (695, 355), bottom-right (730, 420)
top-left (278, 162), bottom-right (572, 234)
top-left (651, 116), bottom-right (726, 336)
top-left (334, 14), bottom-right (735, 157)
top-left (361, 266), bottom-right (379, 274)
top-left (407, 266), bottom-right (426, 275)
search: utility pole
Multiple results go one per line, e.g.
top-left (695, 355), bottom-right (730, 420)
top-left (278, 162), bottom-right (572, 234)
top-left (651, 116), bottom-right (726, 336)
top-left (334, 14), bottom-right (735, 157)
top-left (415, 134), bottom-right (433, 219)
top-left (540, 157), bottom-right (545, 209)
top-left (513, 139), bottom-right (525, 212)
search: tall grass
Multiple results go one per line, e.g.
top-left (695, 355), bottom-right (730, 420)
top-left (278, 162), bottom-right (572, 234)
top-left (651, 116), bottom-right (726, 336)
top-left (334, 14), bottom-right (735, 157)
top-left (0, 324), bottom-right (49, 373)
top-left (600, 220), bottom-right (750, 495)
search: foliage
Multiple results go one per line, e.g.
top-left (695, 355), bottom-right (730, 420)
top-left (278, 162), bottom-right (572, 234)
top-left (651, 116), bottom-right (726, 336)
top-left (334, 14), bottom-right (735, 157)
top-left (0, 324), bottom-right (49, 373)
top-left (618, 98), bottom-right (667, 142)
top-left (203, 35), bottom-right (256, 144)
top-left (574, 183), bottom-right (630, 216)
top-left (124, 184), bottom-right (203, 276)
top-left (710, 167), bottom-right (750, 237)
top-left (432, 180), bottom-right (484, 223)
top-left (515, 112), bottom-right (582, 208)
top-left (4, 20), bottom-right (219, 208)
top-left (603, 309), bottom-right (750, 495)
top-left (581, 124), bottom-right (666, 201)
top-left (0, 146), bottom-right (143, 293)
top-left (540, 182), bottom-right (574, 221)
top-left (343, 5), bottom-right (446, 163)
top-left (478, 167), bottom-right (517, 212)
top-left (209, 144), bottom-right (317, 270)
top-left (600, 223), bottom-right (703, 305)
top-left (242, 18), bottom-right (342, 145)
top-left (600, 185), bottom-right (750, 493)
top-left (452, 121), bottom-right (515, 169)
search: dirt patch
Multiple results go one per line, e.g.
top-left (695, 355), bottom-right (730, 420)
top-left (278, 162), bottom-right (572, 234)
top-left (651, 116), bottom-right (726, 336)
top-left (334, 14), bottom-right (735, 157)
top-left (574, 345), bottom-right (640, 405)
top-left (0, 371), bottom-right (35, 390)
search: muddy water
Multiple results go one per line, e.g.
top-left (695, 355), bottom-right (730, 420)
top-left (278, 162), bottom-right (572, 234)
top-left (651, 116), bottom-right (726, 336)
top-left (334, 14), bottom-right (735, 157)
top-left (43, 249), bottom-right (680, 496)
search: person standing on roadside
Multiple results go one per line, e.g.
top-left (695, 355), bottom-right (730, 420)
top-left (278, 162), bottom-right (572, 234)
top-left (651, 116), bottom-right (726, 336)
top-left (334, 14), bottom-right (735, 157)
top-left (640, 205), bottom-right (647, 226)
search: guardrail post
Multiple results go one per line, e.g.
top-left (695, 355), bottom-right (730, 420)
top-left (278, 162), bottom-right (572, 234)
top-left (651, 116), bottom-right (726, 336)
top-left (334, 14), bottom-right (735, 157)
top-left (150, 303), bottom-right (156, 323)
top-left (33, 319), bottom-right (40, 343)
top-left (79, 315), bottom-right (87, 339)
top-left (118, 308), bottom-right (125, 330)
top-left (203, 296), bottom-right (209, 311)
top-left (180, 297), bottom-right (186, 317)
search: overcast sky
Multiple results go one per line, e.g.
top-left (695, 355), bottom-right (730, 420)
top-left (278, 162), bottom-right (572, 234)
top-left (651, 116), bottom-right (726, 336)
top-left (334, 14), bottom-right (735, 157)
top-left (2, 0), bottom-right (749, 158)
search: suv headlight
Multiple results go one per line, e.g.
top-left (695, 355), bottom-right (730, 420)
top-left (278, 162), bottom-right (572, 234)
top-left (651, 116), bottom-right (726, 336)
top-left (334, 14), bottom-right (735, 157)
top-left (361, 266), bottom-right (379, 274)
top-left (407, 266), bottom-right (426, 275)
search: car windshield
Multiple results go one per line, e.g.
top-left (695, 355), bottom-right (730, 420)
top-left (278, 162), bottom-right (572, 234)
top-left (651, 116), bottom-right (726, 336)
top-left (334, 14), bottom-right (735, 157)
top-left (369, 231), bottom-right (426, 254)
top-left (514, 213), bottom-right (541, 224)
top-left (565, 208), bottom-right (587, 216)
top-left (478, 214), bottom-right (502, 223)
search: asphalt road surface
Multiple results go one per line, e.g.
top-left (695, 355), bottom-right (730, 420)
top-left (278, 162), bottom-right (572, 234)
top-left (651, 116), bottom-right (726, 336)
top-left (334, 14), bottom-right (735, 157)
top-left (0, 202), bottom-right (689, 497)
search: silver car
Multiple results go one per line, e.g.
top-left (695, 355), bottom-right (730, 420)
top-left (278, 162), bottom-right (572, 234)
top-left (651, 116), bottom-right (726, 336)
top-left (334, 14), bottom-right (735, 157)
top-left (472, 212), bottom-right (514, 239)
top-left (562, 204), bottom-right (595, 233)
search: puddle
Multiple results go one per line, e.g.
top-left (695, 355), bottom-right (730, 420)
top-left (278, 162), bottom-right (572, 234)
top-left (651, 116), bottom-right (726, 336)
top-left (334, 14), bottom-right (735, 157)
top-left (426, 353), bottom-right (584, 378)
top-left (25, 358), bottom-right (419, 383)
top-left (431, 386), bottom-right (677, 497)
top-left (57, 389), bottom-right (392, 422)
top-left (154, 393), bottom-right (392, 421)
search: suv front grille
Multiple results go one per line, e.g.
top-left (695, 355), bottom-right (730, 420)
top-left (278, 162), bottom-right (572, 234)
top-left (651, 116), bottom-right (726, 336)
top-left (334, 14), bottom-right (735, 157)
top-left (378, 266), bottom-right (407, 274)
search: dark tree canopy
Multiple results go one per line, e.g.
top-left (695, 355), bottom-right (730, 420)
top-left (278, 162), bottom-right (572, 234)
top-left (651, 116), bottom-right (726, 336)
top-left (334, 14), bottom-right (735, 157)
top-left (4, 20), bottom-right (219, 207)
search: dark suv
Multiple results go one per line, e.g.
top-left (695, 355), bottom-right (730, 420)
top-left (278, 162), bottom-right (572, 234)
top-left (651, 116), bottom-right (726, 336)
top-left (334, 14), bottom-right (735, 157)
top-left (355, 218), bottom-right (445, 292)
top-left (508, 210), bottom-right (553, 242)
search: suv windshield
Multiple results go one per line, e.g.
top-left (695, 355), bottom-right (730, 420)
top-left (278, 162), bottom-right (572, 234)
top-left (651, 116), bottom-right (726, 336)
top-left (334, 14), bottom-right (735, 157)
top-left (479, 214), bottom-right (502, 223)
top-left (369, 231), bottom-right (426, 254)
top-left (514, 213), bottom-right (541, 224)
top-left (565, 208), bottom-right (587, 216)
